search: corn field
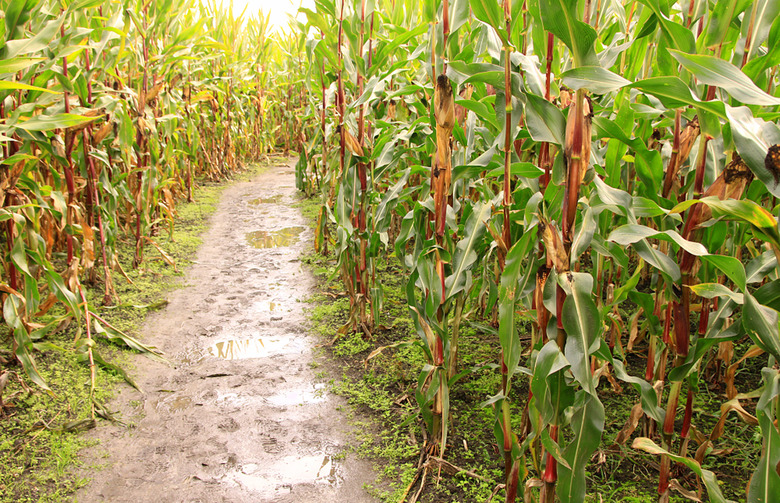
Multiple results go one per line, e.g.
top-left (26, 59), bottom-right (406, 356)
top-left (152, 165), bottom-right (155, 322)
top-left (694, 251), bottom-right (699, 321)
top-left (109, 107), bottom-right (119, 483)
top-left (2, 0), bottom-right (780, 501)
top-left (294, 0), bottom-right (780, 501)
top-left (0, 0), bottom-right (303, 404)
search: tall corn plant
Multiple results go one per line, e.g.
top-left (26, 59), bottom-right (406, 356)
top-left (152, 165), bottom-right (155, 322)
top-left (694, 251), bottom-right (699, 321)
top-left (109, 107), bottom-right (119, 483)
top-left (0, 0), bottom-right (293, 400)
top-left (293, 0), bottom-right (780, 500)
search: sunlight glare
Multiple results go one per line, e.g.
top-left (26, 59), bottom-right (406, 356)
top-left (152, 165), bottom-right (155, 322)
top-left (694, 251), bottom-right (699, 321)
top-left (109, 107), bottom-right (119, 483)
top-left (229, 0), bottom-right (313, 32)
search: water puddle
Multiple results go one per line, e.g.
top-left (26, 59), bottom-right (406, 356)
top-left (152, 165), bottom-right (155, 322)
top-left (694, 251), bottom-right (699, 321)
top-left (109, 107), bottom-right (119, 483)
top-left (248, 195), bottom-right (283, 205)
top-left (155, 395), bottom-right (193, 413)
top-left (255, 300), bottom-right (279, 312)
top-left (224, 454), bottom-right (339, 497)
top-left (245, 226), bottom-right (304, 249)
top-left (207, 338), bottom-right (291, 360)
top-left (266, 383), bottom-right (328, 407)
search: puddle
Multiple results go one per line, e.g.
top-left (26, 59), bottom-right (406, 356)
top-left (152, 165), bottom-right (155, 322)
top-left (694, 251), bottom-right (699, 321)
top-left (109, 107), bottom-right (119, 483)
top-left (245, 227), bottom-right (304, 249)
top-left (248, 195), bottom-right (283, 205)
top-left (155, 395), bottom-right (193, 412)
top-left (207, 338), bottom-right (291, 360)
top-left (266, 383), bottom-right (328, 407)
top-left (180, 336), bottom-right (306, 364)
top-left (255, 300), bottom-right (278, 312)
top-left (225, 454), bottom-right (339, 497)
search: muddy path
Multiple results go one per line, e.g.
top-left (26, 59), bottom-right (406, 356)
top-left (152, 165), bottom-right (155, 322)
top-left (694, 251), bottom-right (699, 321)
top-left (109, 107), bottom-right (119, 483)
top-left (78, 159), bottom-right (376, 502)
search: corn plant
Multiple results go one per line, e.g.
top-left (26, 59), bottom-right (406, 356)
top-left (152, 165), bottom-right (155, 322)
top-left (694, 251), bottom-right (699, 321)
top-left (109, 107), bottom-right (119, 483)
top-left (297, 0), bottom-right (780, 501)
top-left (1, 0), bottom-right (294, 406)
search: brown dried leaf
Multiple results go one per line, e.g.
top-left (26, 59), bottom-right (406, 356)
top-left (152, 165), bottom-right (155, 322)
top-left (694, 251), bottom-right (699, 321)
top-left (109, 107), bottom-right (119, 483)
top-left (709, 398), bottom-right (758, 442)
top-left (615, 403), bottom-right (644, 445)
top-left (146, 80), bottom-right (164, 103)
top-left (93, 121), bottom-right (113, 144)
top-left (538, 216), bottom-right (568, 272)
top-left (434, 74), bottom-right (455, 129)
top-left (143, 237), bottom-right (176, 271)
top-left (627, 307), bottom-right (644, 351)
top-left (677, 116), bottom-right (700, 167)
top-left (78, 213), bottom-right (95, 269)
top-left (669, 479), bottom-right (702, 502)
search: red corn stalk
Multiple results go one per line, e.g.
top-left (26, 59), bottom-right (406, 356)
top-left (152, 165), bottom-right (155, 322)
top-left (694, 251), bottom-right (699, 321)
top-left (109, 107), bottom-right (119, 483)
top-left (659, 155), bottom-right (753, 493)
top-left (433, 74), bottom-right (455, 238)
top-left (541, 425), bottom-right (558, 503)
top-left (562, 91), bottom-right (591, 244)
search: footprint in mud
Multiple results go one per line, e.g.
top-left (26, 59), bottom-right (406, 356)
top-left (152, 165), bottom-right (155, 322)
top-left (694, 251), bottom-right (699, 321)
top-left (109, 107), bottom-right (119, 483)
top-left (261, 436), bottom-right (282, 453)
top-left (218, 417), bottom-right (240, 433)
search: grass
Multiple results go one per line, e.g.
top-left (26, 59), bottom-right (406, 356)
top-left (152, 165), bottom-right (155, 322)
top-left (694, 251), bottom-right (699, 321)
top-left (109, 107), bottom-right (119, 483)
top-left (0, 158), bottom-right (276, 503)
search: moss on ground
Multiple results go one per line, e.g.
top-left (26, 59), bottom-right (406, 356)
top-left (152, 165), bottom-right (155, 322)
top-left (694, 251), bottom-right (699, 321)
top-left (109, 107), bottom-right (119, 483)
top-left (0, 159), bottom-right (274, 503)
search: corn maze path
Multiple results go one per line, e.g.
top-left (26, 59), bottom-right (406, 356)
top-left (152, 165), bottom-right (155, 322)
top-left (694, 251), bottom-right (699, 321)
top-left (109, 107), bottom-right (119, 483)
top-left (77, 158), bottom-right (376, 503)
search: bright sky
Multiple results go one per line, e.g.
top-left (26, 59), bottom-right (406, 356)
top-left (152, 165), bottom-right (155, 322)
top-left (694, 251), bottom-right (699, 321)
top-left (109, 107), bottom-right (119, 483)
top-left (228, 0), bottom-right (315, 32)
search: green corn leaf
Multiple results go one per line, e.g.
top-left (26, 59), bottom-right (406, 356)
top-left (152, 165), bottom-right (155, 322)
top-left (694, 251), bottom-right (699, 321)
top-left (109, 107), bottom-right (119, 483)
top-left (570, 206), bottom-right (597, 265)
top-left (743, 293), bottom-right (780, 362)
top-left (524, 93), bottom-right (566, 145)
top-left (608, 224), bottom-right (709, 257)
top-left (0, 57), bottom-right (46, 74)
top-left (470, 0), bottom-right (505, 43)
top-left (749, 369), bottom-right (780, 503)
top-left (558, 393), bottom-right (604, 503)
top-left (14, 113), bottom-right (100, 132)
top-left (531, 341), bottom-right (571, 425)
top-left (594, 341), bottom-right (664, 422)
top-left (539, 0), bottom-right (598, 68)
top-left (486, 162), bottom-right (544, 179)
top-left (445, 202), bottom-right (491, 299)
top-left (704, 0), bottom-right (752, 50)
top-left (701, 255), bottom-right (748, 292)
top-left (561, 66), bottom-right (630, 94)
top-left (4, 0), bottom-right (37, 40)
top-left (671, 196), bottom-right (780, 250)
top-left (540, 428), bottom-right (571, 470)
top-left (747, 251), bottom-right (778, 284)
top-left (14, 325), bottom-right (51, 392)
top-left (559, 272), bottom-right (600, 395)
top-left (743, 0), bottom-right (780, 60)
top-left (44, 269), bottom-right (80, 321)
top-left (0, 81), bottom-right (59, 93)
top-left (636, 0), bottom-right (695, 54)
top-left (4, 18), bottom-right (64, 59)
top-left (754, 280), bottom-right (780, 311)
top-left (633, 239), bottom-right (680, 282)
top-left (670, 50), bottom-right (780, 106)
top-left (726, 106), bottom-right (780, 197)
top-left (374, 168), bottom-right (411, 234)
top-left (498, 240), bottom-right (527, 380)
top-left (688, 283), bottom-right (744, 304)
top-left (93, 319), bottom-right (167, 362)
top-left (629, 76), bottom-right (726, 118)
top-left (453, 99), bottom-right (501, 130)
top-left (10, 237), bottom-right (32, 278)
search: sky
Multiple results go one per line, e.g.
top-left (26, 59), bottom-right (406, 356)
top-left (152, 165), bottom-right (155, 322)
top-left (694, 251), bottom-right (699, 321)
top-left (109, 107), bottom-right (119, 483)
top-left (228, 0), bottom-right (314, 32)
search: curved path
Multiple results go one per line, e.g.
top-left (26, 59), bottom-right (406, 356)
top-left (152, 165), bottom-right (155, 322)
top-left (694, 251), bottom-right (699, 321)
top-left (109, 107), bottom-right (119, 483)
top-left (78, 159), bottom-right (375, 502)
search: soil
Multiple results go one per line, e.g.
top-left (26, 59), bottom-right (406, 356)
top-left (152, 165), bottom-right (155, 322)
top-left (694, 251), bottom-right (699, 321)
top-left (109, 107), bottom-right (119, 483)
top-left (76, 159), bottom-right (377, 503)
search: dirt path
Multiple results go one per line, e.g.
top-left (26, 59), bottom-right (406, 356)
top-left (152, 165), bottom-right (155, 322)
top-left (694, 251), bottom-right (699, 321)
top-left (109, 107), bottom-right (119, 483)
top-left (78, 159), bottom-right (376, 503)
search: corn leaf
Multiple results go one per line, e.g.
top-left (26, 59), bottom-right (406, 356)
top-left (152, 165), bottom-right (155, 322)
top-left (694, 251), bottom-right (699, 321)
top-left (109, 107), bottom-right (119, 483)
top-left (632, 437), bottom-right (734, 503)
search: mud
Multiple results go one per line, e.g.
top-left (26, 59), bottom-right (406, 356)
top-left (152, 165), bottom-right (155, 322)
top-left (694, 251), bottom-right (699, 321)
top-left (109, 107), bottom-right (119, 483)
top-left (77, 159), bottom-right (376, 503)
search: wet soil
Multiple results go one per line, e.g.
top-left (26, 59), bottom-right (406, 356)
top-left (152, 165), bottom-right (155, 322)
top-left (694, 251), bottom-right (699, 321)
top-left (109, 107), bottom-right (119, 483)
top-left (77, 159), bottom-right (376, 502)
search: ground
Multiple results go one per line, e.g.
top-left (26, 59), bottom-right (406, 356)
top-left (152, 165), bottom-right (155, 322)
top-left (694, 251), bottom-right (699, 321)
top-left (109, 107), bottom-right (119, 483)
top-left (75, 158), bottom-right (376, 502)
